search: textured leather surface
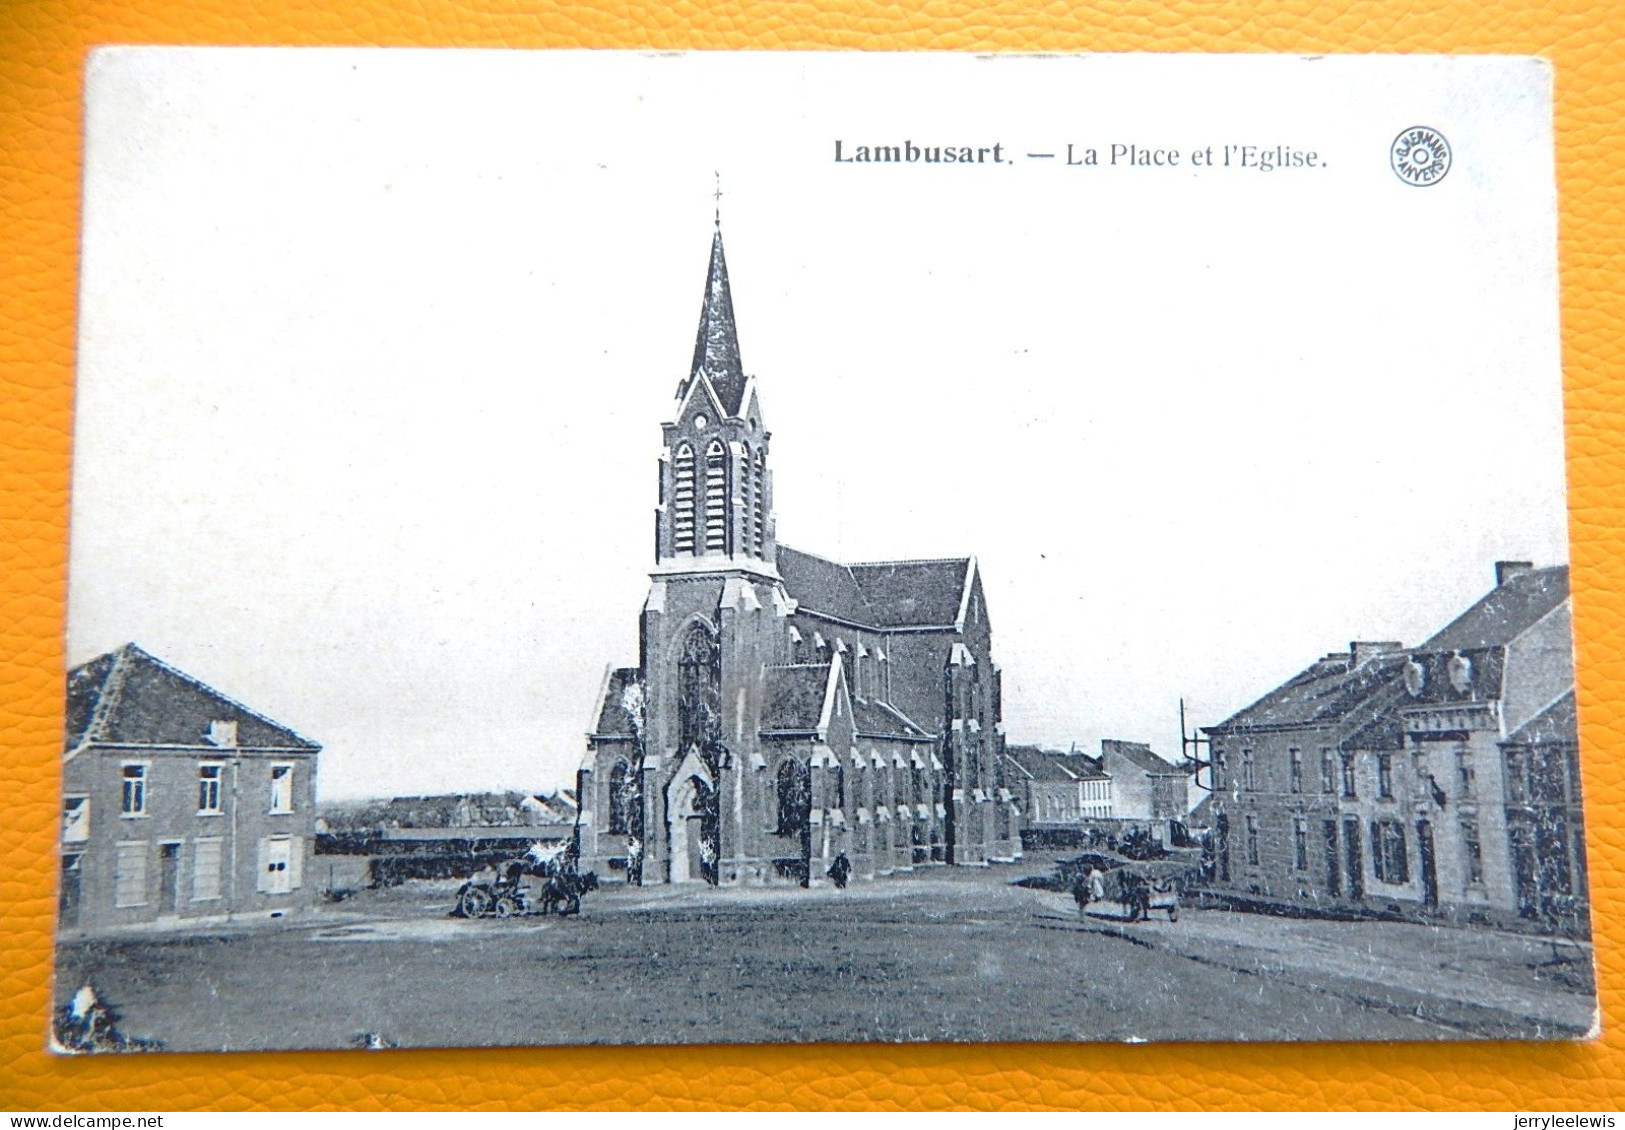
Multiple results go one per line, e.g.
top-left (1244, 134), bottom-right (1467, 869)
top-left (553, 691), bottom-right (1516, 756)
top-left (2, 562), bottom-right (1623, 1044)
top-left (3, 0), bottom-right (1623, 1112)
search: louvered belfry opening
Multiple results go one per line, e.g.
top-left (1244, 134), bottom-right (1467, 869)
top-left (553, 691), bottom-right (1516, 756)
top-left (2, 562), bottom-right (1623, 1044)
top-left (703, 439), bottom-right (728, 554)
top-left (673, 442), bottom-right (697, 554)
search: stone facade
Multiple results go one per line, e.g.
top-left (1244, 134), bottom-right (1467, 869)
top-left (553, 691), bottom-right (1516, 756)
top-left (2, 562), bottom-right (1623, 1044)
top-left (1204, 563), bottom-right (1589, 933)
top-left (575, 226), bottom-right (1020, 886)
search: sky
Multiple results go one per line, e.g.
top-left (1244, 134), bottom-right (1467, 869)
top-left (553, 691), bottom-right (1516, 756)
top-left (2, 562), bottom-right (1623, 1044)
top-left (69, 50), bottom-right (1568, 800)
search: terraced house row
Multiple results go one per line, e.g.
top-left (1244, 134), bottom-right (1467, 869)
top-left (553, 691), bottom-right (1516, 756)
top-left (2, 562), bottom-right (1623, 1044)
top-left (1203, 561), bottom-right (1588, 934)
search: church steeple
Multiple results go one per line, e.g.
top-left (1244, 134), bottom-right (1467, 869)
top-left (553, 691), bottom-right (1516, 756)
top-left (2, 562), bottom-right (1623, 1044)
top-left (658, 222), bottom-right (774, 571)
top-left (685, 226), bottom-right (748, 416)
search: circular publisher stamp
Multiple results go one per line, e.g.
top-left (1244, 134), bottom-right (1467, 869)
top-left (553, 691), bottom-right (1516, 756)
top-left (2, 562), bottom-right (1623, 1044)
top-left (1391, 126), bottom-right (1452, 187)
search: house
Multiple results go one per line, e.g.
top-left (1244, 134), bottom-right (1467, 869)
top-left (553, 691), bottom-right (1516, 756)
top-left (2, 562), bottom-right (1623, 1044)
top-left (61, 644), bottom-right (321, 933)
top-left (1003, 746), bottom-right (1113, 835)
top-left (575, 223), bottom-right (1020, 886)
top-left (1099, 739), bottom-right (1191, 823)
top-left (1203, 562), bottom-right (1588, 933)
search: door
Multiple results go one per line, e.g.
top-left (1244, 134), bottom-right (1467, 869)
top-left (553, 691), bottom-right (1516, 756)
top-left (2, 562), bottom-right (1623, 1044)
top-left (1322, 820), bottom-right (1340, 897)
top-left (686, 815), bottom-right (705, 881)
top-left (158, 842), bottom-right (181, 913)
top-left (1416, 819), bottom-right (1438, 907)
top-left (1343, 816), bottom-right (1364, 899)
top-left (265, 837), bottom-right (292, 894)
top-left (59, 853), bottom-right (82, 929)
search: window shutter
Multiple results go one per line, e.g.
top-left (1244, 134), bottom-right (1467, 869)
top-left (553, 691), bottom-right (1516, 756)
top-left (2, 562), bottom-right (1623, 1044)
top-left (289, 835), bottom-right (304, 890)
top-left (256, 836), bottom-right (271, 893)
top-left (1396, 824), bottom-right (1409, 883)
top-left (1369, 821), bottom-right (1382, 882)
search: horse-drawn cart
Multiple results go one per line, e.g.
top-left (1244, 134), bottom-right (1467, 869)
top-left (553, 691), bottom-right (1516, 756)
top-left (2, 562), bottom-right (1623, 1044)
top-left (451, 852), bottom-right (598, 920)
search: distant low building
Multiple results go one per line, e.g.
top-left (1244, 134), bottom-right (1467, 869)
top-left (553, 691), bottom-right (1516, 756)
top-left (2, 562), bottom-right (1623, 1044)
top-left (1003, 746), bottom-right (1114, 829)
top-left (1099, 739), bottom-right (1191, 823)
top-left (61, 644), bottom-right (321, 934)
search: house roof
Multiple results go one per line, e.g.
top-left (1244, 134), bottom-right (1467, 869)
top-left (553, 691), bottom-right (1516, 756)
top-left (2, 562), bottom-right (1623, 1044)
top-left (1100, 739), bottom-right (1186, 776)
top-left (1207, 650), bottom-right (1409, 735)
top-left (1503, 690), bottom-right (1579, 748)
top-left (590, 667), bottom-right (643, 739)
top-left (778, 545), bottom-right (974, 630)
top-left (761, 663), bottom-right (836, 733)
top-left (1003, 746), bottom-right (1108, 782)
top-left (677, 226), bottom-right (749, 417)
top-left (1422, 566), bottom-right (1570, 651)
top-left (65, 643), bottom-right (319, 754)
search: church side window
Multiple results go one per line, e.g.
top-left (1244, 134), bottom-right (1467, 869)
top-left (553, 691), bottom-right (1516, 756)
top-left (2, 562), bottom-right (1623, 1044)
top-left (703, 440), bottom-right (728, 554)
top-left (608, 759), bottom-right (635, 836)
top-left (673, 443), bottom-right (697, 554)
top-left (777, 758), bottom-right (810, 836)
top-left (751, 447), bottom-right (766, 557)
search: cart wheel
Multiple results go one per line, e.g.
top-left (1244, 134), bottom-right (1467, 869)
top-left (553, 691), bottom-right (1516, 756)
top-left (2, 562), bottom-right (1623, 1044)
top-left (459, 887), bottom-right (491, 919)
top-left (494, 896), bottom-right (517, 918)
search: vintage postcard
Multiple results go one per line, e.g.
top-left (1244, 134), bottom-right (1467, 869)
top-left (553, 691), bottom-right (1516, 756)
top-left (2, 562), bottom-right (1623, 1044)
top-left (56, 48), bottom-right (1593, 1051)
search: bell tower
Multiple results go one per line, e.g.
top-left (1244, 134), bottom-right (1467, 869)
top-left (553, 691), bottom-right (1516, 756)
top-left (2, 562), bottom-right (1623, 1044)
top-left (654, 223), bottom-right (776, 571)
top-left (634, 220), bottom-right (789, 886)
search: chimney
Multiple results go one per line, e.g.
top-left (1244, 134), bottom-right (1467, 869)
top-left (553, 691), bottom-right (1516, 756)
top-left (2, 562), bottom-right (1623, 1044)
top-left (1350, 641), bottom-right (1403, 666)
top-left (1495, 560), bottom-right (1535, 586)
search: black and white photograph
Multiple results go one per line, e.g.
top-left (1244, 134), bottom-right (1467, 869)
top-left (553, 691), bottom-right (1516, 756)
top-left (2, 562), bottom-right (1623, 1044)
top-left (55, 48), bottom-right (1594, 1052)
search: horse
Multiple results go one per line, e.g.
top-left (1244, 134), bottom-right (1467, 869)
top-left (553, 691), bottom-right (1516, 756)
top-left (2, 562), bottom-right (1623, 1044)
top-left (540, 869), bottom-right (598, 916)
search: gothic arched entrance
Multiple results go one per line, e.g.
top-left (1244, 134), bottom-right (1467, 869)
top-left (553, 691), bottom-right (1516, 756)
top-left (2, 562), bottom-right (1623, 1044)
top-left (665, 751), bottom-right (719, 885)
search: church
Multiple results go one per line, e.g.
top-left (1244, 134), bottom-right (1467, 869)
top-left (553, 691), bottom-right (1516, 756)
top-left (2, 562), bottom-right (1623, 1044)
top-left (575, 223), bottom-right (1021, 886)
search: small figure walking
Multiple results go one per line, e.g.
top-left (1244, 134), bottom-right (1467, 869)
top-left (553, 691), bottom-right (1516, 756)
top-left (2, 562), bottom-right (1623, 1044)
top-left (828, 851), bottom-right (851, 889)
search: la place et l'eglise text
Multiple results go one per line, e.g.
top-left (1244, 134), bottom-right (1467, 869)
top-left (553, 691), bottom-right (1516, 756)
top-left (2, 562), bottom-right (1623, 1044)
top-left (834, 140), bottom-right (1006, 164)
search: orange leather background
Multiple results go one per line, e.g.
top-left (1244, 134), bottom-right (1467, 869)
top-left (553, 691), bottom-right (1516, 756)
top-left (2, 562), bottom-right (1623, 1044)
top-left (3, 0), bottom-right (1622, 1112)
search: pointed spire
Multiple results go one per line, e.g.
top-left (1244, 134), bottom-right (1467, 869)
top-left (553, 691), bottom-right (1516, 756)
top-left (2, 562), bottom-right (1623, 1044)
top-left (686, 225), bottom-right (748, 415)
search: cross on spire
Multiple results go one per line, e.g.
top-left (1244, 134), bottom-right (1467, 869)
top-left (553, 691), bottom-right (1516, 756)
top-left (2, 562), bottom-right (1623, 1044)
top-left (712, 172), bottom-right (723, 227)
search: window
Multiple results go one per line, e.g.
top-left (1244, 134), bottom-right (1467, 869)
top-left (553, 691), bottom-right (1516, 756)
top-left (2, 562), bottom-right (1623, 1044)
top-left (1212, 749), bottom-right (1226, 790)
top-left (1289, 748), bottom-right (1303, 794)
top-left (751, 448), bottom-right (766, 557)
top-left (776, 758), bottom-right (810, 836)
top-left (192, 837), bottom-right (223, 901)
top-left (1241, 749), bottom-right (1255, 791)
top-left (1340, 753), bottom-right (1356, 798)
top-left (1505, 749), bottom-right (1528, 803)
top-left (1377, 753), bottom-right (1393, 799)
top-left (258, 836), bottom-right (297, 894)
top-left (607, 760), bottom-right (635, 835)
top-left (1320, 747), bottom-right (1336, 794)
top-left (1456, 749), bottom-right (1475, 799)
top-left (121, 764), bottom-right (147, 816)
top-left (198, 764), bottom-right (224, 814)
top-left (1461, 818), bottom-right (1484, 885)
top-left (62, 796), bottom-right (89, 843)
top-left (1245, 815), bottom-right (1260, 866)
top-left (1293, 817), bottom-right (1309, 871)
top-left (269, 764), bottom-right (294, 814)
top-left (1371, 819), bottom-right (1409, 884)
top-left (703, 439), bottom-right (727, 553)
top-left (114, 841), bottom-right (147, 908)
top-left (672, 443), bottom-right (696, 553)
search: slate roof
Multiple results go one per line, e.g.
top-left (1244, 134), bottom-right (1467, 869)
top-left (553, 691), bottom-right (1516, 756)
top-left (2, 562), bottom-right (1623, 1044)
top-left (1003, 746), bottom-right (1108, 782)
top-left (1503, 691), bottom-right (1579, 747)
top-left (1422, 566), bottom-right (1569, 651)
top-left (779, 545), bottom-right (973, 630)
top-left (1100, 739), bottom-right (1187, 776)
top-left (681, 227), bottom-right (749, 417)
top-left (851, 697), bottom-right (931, 741)
top-left (65, 643), bottom-right (319, 753)
top-left (1207, 651), bottom-right (1409, 734)
top-left (761, 663), bottom-right (834, 733)
top-left (590, 667), bottom-right (643, 738)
